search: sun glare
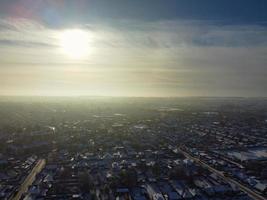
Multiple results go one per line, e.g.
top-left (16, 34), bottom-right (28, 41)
top-left (59, 29), bottom-right (90, 59)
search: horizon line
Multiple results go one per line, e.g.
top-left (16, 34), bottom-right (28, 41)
top-left (0, 95), bottom-right (267, 99)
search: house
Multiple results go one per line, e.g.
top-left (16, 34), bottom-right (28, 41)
top-left (145, 184), bottom-right (165, 200)
top-left (158, 181), bottom-right (182, 200)
top-left (254, 181), bottom-right (267, 194)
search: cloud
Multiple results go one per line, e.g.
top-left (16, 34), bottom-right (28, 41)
top-left (0, 18), bottom-right (59, 49)
top-left (0, 17), bottom-right (267, 96)
top-left (0, 39), bottom-right (56, 48)
top-left (1, 17), bottom-right (267, 49)
top-left (192, 25), bottom-right (267, 47)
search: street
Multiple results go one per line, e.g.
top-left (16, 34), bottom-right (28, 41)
top-left (12, 159), bottom-right (46, 200)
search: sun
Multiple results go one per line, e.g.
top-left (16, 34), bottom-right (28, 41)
top-left (59, 29), bottom-right (90, 59)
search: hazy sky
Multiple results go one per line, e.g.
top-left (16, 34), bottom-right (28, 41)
top-left (0, 0), bottom-right (267, 97)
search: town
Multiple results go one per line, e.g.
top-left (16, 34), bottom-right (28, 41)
top-left (0, 97), bottom-right (266, 200)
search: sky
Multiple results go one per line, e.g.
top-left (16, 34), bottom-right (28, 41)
top-left (0, 0), bottom-right (267, 97)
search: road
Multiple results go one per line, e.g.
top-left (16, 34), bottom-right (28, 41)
top-left (178, 148), bottom-right (266, 200)
top-left (12, 159), bottom-right (46, 200)
top-left (220, 156), bottom-right (245, 169)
